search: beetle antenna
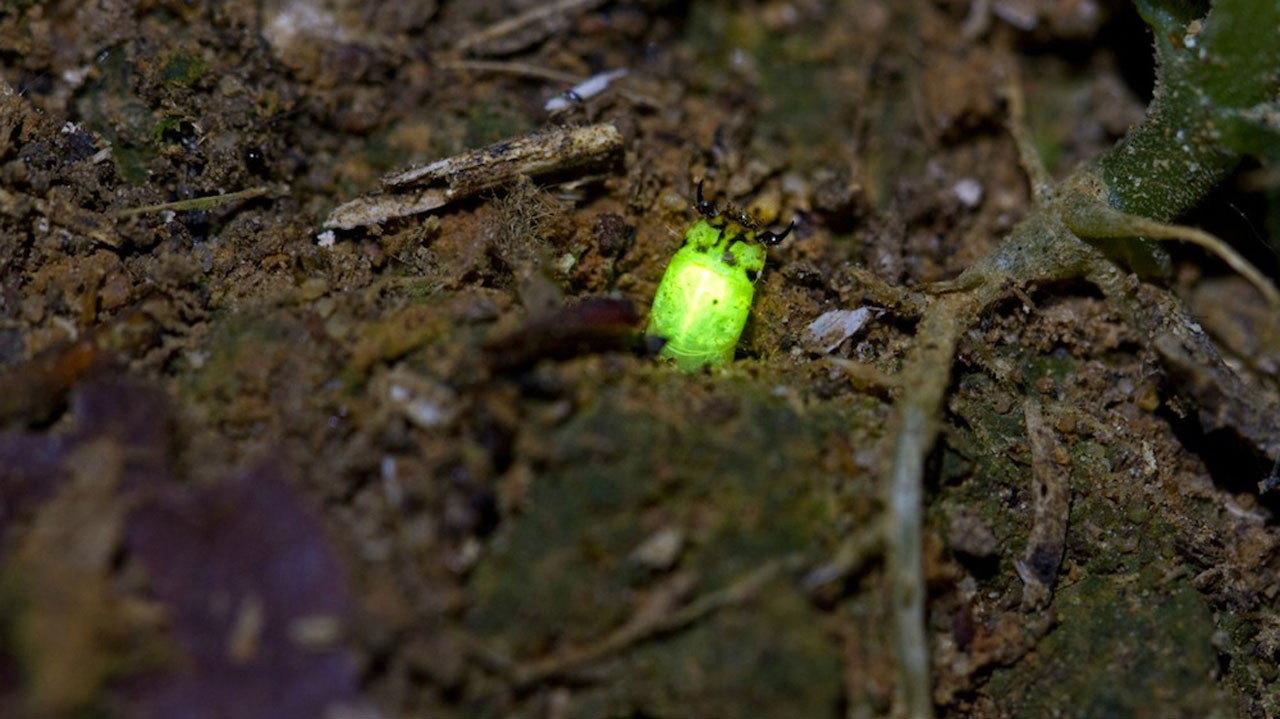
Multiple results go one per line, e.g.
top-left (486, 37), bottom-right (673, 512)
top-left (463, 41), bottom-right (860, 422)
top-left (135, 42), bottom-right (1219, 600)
top-left (759, 220), bottom-right (796, 245)
top-left (696, 179), bottom-right (718, 217)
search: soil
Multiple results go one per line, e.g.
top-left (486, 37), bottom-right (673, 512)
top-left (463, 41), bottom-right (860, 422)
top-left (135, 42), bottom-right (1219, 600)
top-left (1, 0), bottom-right (1279, 717)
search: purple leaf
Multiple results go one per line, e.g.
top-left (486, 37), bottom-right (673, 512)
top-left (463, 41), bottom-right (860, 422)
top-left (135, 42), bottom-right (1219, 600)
top-left (124, 462), bottom-right (367, 719)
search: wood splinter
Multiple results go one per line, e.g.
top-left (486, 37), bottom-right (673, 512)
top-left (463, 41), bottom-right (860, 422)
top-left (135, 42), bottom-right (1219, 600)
top-left (324, 123), bottom-right (623, 230)
top-left (1016, 399), bottom-right (1070, 611)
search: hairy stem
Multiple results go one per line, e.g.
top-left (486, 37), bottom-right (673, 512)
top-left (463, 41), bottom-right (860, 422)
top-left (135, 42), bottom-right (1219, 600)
top-left (1101, 0), bottom-right (1280, 219)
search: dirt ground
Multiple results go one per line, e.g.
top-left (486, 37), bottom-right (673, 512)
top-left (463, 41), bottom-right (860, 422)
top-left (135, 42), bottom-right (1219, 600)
top-left (2, 0), bottom-right (1280, 717)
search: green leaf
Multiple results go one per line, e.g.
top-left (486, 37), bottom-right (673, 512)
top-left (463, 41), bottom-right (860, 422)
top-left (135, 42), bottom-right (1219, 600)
top-left (1219, 102), bottom-right (1280, 158)
top-left (1191, 0), bottom-right (1280, 108)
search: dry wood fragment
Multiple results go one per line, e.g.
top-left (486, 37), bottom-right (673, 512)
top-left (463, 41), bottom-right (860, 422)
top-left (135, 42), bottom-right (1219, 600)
top-left (324, 123), bottom-right (623, 230)
top-left (1016, 399), bottom-right (1069, 611)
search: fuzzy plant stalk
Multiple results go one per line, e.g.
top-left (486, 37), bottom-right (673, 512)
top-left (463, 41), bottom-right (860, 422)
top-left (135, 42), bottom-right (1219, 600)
top-left (880, 0), bottom-right (1280, 716)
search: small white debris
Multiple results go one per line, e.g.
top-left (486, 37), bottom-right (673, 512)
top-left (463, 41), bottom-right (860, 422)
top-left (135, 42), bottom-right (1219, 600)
top-left (62, 65), bottom-right (92, 87)
top-left (1183, 19), bottom-right (1204, 49)
top-left (382, 368), bottom-right (459, 430)
top-left (263, 0), bottom-right (350, 69)
top-left (316, 229), bottom-right (336, 248)
top-left (381, 455), bottom-right (404, 509)
top-left (953, 178), bottom-right (984, 208)
top-left (404, 398), bottom-right (449, 427)
top-left (805, 308), bottom-right (876, 354)
top-left (1224, 499), bottom-right (1270, 523)
top-left (391, 384), bottom-right (450, 427)
top-left (544, 68), bottom-right (628, 112)
top-left (629, 526), bottom-right (684, 571)
top-left (288, 614), bottom-right (343, 648)
top-left (446, 537), bottom-right (482, 573)
top-left (227, 596), bottom-right (265, 662)
top-left (59, 121), bottom-right (82, 135)
top-left (992, 0), bottom-right (1038, 30)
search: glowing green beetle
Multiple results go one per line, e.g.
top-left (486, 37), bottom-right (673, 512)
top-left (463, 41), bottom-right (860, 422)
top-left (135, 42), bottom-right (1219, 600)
top-left (646, 182), bottom-right (794, 371)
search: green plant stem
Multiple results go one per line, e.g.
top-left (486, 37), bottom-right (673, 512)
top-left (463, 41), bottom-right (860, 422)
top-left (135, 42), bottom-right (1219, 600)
top-left (1101, 0), bottom-right (1280, 219)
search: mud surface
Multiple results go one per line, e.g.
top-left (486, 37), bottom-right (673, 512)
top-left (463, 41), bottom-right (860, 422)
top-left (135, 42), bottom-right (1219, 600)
top-left (2, 1), bottom-right (1279, 716)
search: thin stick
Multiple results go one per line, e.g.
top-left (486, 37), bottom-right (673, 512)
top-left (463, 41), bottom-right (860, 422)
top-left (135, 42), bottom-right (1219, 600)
top-left (507, 554), bottom-right (805, 688)
top-left (1005, 63), bottom-right (1053, 203)
top-left (1016, 399), bottom-right (1070, 611)
top-left (115, 186), bottom-right (272, 218)
top-left (436, 59), bottom-right (583, 86)
top-left (453, 0), bottom-right (607, 54)
top-left (848, 265), bottom-right (930, 317)
top-left (961, 0), bottom-right (992, 40)
top-left (801, 521), bottom-right (885, 594)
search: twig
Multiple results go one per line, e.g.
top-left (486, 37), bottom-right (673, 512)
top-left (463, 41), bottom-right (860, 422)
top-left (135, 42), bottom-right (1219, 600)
top-left (801, 521), bottom-right (885, 595)
top-left (1004, 63), bottom-right (1053, 203)
top-left (453, 0), bottom-right (609, 56)
top-left (324, 124), bottom-right (623, 229)
top-left (507, 554), bottom-right (806, 689)
top-left (382, 123), bottom-right (622, 189)
top-left (436, 60), bottom-right (656, 113)
top-left (1015, 399), bottom-right (1070, 611)
top-left (436, 59), bottom-right (583, 85)
top-left (848, 264), bottom-right (929, 317)
top-left (824, 357), bottom-right (897, 397)
top-left (115, 185), bottom-right (272, 218)
top-left (960, 0), bottom-right (992, 40)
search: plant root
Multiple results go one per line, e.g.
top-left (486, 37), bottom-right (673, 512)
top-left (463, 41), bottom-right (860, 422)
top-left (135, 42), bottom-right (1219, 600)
top-left (876, 79), bottom-right (1280, 716)
top-left (1063, 197), bottom-right (1280, 310)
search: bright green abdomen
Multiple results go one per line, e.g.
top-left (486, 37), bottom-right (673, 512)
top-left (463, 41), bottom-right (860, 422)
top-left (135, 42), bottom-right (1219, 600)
top-left (647, 247), bottom-right (756, 371)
